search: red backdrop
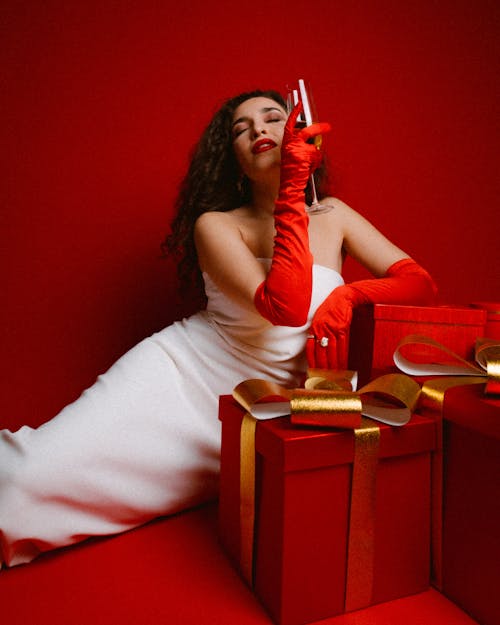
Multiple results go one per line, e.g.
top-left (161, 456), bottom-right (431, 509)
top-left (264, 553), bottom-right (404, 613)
top-left (1, 1), bottom-right (499, 430)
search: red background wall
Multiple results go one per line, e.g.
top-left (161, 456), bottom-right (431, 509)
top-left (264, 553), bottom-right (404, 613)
top-left (1, 1), bottom-right (499, 430)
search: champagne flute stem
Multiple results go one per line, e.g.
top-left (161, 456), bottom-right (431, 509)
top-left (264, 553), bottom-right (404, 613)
top-left (309, 174), bottom-right (320, 206)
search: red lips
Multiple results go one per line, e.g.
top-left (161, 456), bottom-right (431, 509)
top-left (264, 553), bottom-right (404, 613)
top-left (252, 138), bottom-right (277, 154)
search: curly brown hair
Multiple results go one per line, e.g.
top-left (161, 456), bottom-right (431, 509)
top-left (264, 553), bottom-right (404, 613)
top-left (163, 89), bottom-right (330, 297)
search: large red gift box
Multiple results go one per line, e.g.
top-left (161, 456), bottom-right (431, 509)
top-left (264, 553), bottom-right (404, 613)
top-left (348, 304), bottom-right (486, 386)
top-left (218, 395), bottom-right (436, 625)
top-left (438, 383), bottom-right (500, 625)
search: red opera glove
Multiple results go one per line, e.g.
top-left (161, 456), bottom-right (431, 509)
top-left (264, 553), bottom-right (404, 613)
top-left (306, 258), bottom-right (438, 369)
top-left (254, 103), bottom-right (331, 326)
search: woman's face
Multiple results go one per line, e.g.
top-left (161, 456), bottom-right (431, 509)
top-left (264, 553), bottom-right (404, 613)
top-left (231, 96), bottom-right (287, 181)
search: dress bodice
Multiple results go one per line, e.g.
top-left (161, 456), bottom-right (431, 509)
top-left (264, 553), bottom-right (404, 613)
top-left (202, 260), bottom-right (344, 370)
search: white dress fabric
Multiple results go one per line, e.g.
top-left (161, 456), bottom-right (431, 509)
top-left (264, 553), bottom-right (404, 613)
top-left (0, 261), bottom-right (343, 567)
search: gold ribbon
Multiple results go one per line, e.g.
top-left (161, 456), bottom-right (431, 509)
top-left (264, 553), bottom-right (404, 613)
top-left (344, 418), bottom-right (380, 612)
top-left (239, 413), bottom-right (257, 586)
top-left (477, 338), bottom-right (500, 394)
top-left (233, 371), bottom-right (421, 609)
top-left (394, 335), bottom-right (500, 395)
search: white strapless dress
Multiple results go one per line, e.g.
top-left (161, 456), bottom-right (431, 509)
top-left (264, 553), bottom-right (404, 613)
top-left (0, 262), bottom-right (343, 567)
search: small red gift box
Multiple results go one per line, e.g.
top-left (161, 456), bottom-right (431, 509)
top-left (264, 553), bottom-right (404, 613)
top-left (348, 304), bottom-right (487, 387)
top-left (440, 383), bottom-right (500, 625)
top-left (218, 395), bottom-right (436, 625)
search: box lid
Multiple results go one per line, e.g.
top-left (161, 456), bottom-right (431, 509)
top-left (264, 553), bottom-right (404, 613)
top-left (443, 383), bottom-right (500, 440)
top-left (219, 396), bottom-right (435, 473)
top-left (372, 304), bottom-right (486, 325)
top-left (470, 301), bottom-right (500, 314)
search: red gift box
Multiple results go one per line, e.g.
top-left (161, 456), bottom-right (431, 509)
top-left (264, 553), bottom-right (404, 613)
top-left (348, 304), bottom-right (487, 387)
top-left (439, 383), bottom-right (500, 625)
top-left (218, 395), bottom-right (436, 625)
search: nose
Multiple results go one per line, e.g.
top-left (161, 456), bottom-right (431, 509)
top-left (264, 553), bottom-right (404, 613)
top-left (251, 123), bottom-right (266, 139)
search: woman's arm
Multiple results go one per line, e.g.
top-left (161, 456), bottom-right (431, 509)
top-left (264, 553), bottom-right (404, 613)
top-left (330, 198), bottom-right (410, 275)
top-left (194, 210), bottom-right (269, 312)
top-left (307, 200), bottom-right (437, 368)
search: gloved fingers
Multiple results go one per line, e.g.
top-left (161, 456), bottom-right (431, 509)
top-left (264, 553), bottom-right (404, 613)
top-left (306, 334), bottom-right (333, 369)
top-left (284, 102), bottom-right (304, 134)
top-left (306, 333), bottom-right (348, 371)
top-left (335, 332), bottom-right (349, 370)
top-left (298, 121), bottom-right (331, 142)
top-left (309, 146), bottom-right (323, 171)
top-left (280, 137), bottom-right (323, 178)
top-left (314, 338), bottom-right (330, 369)
top-left (324, 337), bottom-right (340, 370)
top-left (321, 335), bottom-right (343, 370)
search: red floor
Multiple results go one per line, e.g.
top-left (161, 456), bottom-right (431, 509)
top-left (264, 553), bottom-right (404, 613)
top-left (0, 503), bottom-right (479, 625)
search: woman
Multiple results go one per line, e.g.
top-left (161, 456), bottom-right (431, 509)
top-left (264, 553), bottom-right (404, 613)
top-left (0, 89), bottom-right (436, 568)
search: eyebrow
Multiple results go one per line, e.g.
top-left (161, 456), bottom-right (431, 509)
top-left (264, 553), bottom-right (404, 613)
top-left (232, 107), bottom-right (284, 128)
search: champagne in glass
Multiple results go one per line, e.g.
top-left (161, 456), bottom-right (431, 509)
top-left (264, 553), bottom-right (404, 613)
top-left (287, 79), bottom-right (333, 215)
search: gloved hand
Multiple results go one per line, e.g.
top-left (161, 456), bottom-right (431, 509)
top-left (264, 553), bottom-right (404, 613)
top-left (279, 102), bottom-right (330, 191)
top-left (254, 103), bottom-right (331, 326)
top-left (306, 258), bottom-right (438, 369)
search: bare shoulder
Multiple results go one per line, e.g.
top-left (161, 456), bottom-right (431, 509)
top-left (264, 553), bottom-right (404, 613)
top-left (195, 206), bottom-right (252, 231)
top-left (310, 196), bottom-right (407, 275)
top-left (319, 196), bottom-right (361, 224)
top-left (309, 196), bottom-right (358, 235)
top-left (324, 197), bottom-right (408, 275)
top-left (194, 209), bottom-right (242, 245)
top-left (194, 208), bottom-right (260, 275)
top-left (195, 209), bottom-right (237, 231)
top-left (316, 196), bottom-right (388, 235)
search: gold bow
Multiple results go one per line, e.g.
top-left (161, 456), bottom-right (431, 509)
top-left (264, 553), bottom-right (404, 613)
top-left (394, 335), bottom-right (500, 395)
top-left (233, 370), bottom-right (421, 429)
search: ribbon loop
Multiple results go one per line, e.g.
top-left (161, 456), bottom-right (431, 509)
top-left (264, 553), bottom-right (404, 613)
top-left (476, 338), bottom-right (500, 394)
top-left (306, 368), bottom-right (358, 391)
top-left (359, 373), bottom-right (421, 426)
top-left (394, 334), bottom-right (500, 395)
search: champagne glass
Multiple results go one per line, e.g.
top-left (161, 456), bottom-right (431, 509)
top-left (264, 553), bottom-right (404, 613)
top-left (286, 79), bottom-right (333, 215)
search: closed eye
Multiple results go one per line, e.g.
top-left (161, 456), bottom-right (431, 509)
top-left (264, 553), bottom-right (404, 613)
top-left (232, 124), bottom-right (248, 139)
top-left (265, 114), bottom-right (286, 124)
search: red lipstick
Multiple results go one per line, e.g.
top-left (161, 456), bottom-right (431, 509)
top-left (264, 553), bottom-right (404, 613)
top-left (252, 138), bottom-right (277, 154)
